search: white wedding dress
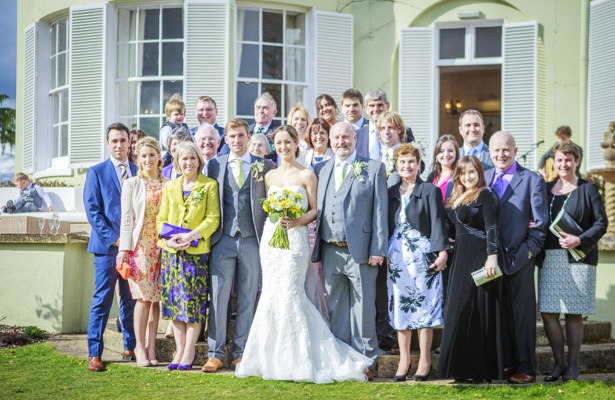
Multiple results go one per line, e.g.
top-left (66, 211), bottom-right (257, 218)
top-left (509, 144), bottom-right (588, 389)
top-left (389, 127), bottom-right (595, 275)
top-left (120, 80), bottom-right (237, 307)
top-left (235, 185), bottom-right (371, 383)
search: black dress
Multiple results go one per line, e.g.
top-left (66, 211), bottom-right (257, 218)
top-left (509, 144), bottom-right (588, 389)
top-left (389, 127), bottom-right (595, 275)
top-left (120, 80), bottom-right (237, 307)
top-left (438, 188), bottom-right (504, 381)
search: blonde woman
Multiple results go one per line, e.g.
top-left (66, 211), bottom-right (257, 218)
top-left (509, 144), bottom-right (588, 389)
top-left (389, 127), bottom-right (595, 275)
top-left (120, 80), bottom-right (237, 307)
top-left (117, 137), bottom-right (165, 367)
top-left (287, 104), bottom-right (311, 153)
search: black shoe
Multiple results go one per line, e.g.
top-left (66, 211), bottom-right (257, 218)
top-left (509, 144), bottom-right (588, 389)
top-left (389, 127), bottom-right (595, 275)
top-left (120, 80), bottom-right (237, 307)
top-left (393, 374), bottom-right (407, 382)
top-left (544, 368), bottom-right (566, 382)
top-left (6, 200), bottom-right (14, 214)
top-left (414, 366), bottom-right (432, 382)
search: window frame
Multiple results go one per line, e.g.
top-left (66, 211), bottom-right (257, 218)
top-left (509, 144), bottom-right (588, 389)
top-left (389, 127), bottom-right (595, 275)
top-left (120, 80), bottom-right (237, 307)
top-left (48, 16), bottom-right (70, 168)
top-left (436, 20), bottom-right (503, 67)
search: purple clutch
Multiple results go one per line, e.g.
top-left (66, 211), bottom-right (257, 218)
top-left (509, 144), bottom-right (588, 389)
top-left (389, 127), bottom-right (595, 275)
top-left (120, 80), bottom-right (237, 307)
top-left (159, 223), bottom-right (199, 247)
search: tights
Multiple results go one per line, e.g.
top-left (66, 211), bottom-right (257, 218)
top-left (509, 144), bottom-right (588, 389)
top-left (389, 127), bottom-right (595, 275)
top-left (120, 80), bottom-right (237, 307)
top-left (541, 313), bottom-right (583, 380)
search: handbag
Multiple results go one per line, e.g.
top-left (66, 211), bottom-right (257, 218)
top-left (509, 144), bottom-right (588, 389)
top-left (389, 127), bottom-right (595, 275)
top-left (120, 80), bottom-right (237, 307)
top-left (159, 222), bottom-right (200, 247)
top-left (471, 265), bottom-right (503, 287)
top-left (423, 252), bottom-right (439, 274)
top-left (116, 261), bottom-right (132, 280)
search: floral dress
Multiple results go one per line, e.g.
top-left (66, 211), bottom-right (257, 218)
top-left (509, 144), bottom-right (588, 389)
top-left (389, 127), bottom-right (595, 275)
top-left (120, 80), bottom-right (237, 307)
top-left (128, 179), bottom-right (163, 302)
top-left (387, 194), bottom-right (443, 330)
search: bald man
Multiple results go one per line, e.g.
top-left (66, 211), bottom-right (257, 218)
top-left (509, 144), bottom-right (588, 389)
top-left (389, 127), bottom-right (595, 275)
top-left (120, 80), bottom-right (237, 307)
top-left (486, 131), bottom-right (548, 384)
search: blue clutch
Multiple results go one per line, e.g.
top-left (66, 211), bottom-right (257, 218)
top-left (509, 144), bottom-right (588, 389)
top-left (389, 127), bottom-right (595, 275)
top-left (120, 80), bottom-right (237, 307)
top-left (159, 223), bottom-right (199, 247)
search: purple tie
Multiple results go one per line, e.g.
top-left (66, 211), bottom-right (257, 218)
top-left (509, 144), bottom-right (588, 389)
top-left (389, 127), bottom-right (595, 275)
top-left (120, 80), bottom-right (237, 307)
top-left (491, 171), bottom-right (504, 198)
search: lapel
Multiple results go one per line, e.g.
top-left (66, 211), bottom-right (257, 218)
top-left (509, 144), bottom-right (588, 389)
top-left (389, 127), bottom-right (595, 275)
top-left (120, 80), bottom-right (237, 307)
top-left (500, 165), bottom-right (524, 203)
top-left (107, 159), bottom-right (122, 194)
top-left (341, 156), bottom-right (368, 199)
top-left (217, 154), bottom-right (229, 197)
top-left (318, 159), bottom-right (335, 207)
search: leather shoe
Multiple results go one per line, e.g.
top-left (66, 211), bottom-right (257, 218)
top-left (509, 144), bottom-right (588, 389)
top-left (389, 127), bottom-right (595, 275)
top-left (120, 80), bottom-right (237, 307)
top-left (122, 350), bottom-right (136, 361)
top-left (88, 356), bottom-right (104, 372)
top-left (504, 367), bottom-right (517, 379)
top-left (202, 357), bottom-right (224, 373)
top-left (508, 372), bottom-right (536, 384)
top-left (230, 358), bottom-right (242, 369)
top-left (544, 368), bottom-right (566, 382)
top-left (365, 369), bottom-right (374, 381)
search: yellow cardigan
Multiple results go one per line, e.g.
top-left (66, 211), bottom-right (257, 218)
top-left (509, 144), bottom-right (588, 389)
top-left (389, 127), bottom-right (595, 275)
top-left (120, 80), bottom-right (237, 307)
top-left (156, 173), bottom-right (220, 254)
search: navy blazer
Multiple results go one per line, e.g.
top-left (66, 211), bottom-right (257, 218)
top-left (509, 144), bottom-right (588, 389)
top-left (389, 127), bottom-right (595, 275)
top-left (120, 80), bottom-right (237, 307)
top-left (387, 177), bottom-right (449, 253)
top-left (485, 163), bottom-right (548, 275)
top-left (84, 158), bottom-right (138, 254)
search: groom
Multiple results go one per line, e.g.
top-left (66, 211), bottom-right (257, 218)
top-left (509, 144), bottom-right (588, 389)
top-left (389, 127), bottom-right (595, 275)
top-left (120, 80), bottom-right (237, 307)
top-left (204, 118), bottom-right (274, 372)
top-left (313, 122), bottom-right (389, 379)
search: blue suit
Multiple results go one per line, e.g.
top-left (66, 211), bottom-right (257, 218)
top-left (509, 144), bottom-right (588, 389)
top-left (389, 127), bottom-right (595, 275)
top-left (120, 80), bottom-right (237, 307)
top-left (84, 158), bottom-right (138, 357)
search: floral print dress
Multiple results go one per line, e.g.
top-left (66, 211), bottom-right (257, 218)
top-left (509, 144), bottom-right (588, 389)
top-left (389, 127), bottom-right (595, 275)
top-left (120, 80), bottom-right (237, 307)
top-left (128, 179), bottom-right (163, 302)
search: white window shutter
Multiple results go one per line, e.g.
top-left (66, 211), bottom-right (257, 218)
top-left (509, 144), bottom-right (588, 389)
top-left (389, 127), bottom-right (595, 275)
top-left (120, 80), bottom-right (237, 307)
top-left (22, 23), bottom-right (38, 174)
top-left (398, 27), bottom-right (435, 170)
top-left (312, 10), bottom-right (352, 115)
top-left (69, 4), bottom-right (107, 167)
top-left (502, 22), bottom-right (538, 169)
top-left (587, 0), bottom-right (615, 171)
top-left (184, 0), bottom-right (229, 126)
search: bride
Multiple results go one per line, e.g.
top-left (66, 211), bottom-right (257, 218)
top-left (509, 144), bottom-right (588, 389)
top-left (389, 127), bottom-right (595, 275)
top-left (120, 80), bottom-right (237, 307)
top-left (235, 125), bottom-right (372, 383)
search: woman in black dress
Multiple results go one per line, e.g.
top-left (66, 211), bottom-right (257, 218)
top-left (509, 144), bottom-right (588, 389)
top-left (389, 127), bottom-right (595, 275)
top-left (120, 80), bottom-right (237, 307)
top-left (438, 155), bottom-right (503, 383)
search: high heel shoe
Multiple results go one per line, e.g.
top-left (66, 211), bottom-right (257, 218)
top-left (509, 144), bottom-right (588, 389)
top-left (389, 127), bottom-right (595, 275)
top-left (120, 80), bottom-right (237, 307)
top-left (544, 367), bottom-right (566, 382)
top-left (393, 365), bottom-right (411, 382)
top-left (167, 363), bottom-right (179, 370)
top-left (414, 366), bottom-right (432, 381)
top-left (177, 355), bottom-right (197, 371)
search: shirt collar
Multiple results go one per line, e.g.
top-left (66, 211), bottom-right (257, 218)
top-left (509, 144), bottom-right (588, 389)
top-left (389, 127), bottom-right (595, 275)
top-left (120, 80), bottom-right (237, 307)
top-left (498, 161), bottom-right (518, 175)
top-left (336, 151), bottom-right (357, 166)
top-left (228, 151), bottom-right (252, 164)
top-left (256, 122), bottom-right (272, 132)
top-left (351, 117), bottom-right (365, 131)
top-left (110, 157), bottom-right (128, 168)
top-left (464, 141), bottom-right (484, 154)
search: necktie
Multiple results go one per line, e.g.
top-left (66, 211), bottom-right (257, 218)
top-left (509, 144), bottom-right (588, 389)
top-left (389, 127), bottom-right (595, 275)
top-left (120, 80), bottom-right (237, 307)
top-left (383, 151), bottom-right (392, 173)
top-left (256, 126), bottom-right (264, 134)
top-left (119, 163), bottom-right (128, 184)
top-left (335, 162), bottom-right (347, 191)
top-left (234, 159), bottom-right (245, 187)
top-left (491, 171), bottom-right (504, 198)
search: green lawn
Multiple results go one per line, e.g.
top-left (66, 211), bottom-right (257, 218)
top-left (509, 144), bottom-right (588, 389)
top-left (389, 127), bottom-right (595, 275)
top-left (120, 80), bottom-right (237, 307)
top-left (1, 344), bottom-right (613, 400)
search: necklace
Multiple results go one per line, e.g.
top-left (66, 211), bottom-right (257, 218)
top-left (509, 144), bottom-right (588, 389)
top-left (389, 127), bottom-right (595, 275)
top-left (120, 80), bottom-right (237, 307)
top-left (549, 191), bottom-right (571, 222)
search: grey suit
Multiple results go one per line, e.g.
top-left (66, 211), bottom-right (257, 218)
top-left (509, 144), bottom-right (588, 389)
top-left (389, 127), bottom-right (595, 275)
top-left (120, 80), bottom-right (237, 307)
top-left (313, 155), bottom-right (388, 366)
top-left (485, 163), bottom-right (547, 375)
top-left (207, 154), bottom-right (274, 361)
top-left (460, 142), bottom-right (494, 169)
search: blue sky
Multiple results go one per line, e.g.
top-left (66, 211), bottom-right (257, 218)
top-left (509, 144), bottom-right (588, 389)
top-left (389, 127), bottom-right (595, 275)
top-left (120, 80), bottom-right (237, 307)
top-left (0, 0), bottom-right (17, 109)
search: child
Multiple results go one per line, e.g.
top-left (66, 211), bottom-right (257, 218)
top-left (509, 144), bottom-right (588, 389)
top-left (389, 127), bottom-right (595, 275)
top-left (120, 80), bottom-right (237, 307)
top-left (1, 173), bottom-right (53, 213)
top-left (159, 94), bottom-right (189, 155)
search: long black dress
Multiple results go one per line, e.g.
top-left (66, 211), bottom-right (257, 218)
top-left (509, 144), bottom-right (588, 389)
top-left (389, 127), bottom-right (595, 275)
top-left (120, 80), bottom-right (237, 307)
top-left (438, 188), bottom-right (504, 381)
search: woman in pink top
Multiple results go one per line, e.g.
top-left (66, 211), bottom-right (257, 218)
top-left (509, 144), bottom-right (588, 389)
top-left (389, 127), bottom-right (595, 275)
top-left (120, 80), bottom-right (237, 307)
top-left (426, 135), bottom-right (459, 204)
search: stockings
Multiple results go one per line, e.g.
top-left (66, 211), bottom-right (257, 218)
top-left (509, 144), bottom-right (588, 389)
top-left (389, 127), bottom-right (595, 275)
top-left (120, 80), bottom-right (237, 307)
top-left (541, 312), bottom-right (583, 379)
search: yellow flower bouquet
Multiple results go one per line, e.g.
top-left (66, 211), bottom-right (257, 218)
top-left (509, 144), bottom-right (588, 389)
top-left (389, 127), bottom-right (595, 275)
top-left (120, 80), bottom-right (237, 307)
top-left (260, 188), bottom-right (306, 249)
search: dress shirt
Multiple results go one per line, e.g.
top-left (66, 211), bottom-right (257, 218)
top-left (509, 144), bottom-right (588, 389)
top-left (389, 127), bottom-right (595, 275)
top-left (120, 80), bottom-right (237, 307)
top-left (254, 122), bottom-right (273, 134)
top-left (368, 122), bottom-right (381, 160)
top-left (463, 141), bottom-right (485, 157)
top-left (228, 152), bottom-right (252, 184)
top-left (351, 117), bottom-right (366, 131)
top-left (110, 157), bottom-right (131, 187)
top-left (334, 151), bottom-right (357, 190)
top-left (490, 161), bottom-right (517, 196)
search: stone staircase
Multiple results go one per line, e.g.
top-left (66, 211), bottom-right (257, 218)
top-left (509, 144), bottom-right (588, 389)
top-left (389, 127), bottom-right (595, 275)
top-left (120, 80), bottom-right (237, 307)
top-left (104, 319), bottom-right (615, 378)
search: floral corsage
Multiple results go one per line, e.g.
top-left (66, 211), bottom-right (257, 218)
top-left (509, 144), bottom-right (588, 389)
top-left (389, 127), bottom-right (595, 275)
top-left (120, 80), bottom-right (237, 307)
top-left (250, 160), bottom-right (265, 182)
top-left (351, 160), bottom-right (367, 182)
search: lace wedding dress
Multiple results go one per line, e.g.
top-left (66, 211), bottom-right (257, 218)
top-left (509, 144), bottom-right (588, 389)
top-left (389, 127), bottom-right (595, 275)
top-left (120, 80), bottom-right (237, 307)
top-left (235, 185), bottom-right (371, 383)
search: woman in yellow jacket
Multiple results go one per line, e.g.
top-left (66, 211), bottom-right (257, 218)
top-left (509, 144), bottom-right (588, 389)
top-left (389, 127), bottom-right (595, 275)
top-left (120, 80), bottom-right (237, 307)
top-left (157, 141), bottom-right (220, 371)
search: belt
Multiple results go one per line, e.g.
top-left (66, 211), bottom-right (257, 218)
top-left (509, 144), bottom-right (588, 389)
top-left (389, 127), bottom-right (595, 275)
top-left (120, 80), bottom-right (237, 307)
top-left (328, 241), bottom-right (348, 247)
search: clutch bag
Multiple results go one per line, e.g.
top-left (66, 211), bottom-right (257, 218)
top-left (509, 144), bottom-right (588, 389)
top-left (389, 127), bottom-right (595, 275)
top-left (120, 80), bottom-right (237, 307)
top-left (116, 261), bottom-right (132, 280)
top-left (549, 209), bottom-right (586, 261)
top-left (159, 222), bottom-right (200, 247)
top-left (471, 265), bottom-right (503, 287)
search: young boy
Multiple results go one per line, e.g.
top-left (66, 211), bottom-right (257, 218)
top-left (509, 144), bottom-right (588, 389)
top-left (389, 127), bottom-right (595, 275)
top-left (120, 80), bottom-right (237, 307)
top-left (1, 172), bottom-right (53, 213)
top-left (159, 94), bottom-right (189, 154)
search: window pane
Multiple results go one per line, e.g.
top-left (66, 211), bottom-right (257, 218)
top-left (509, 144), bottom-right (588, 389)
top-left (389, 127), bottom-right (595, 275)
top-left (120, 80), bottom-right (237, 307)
top-left (61, 90), bottom-right (68, 122)
top-left (122, 117), bottom-right (138, 131)
top-left (240, 9), bottom-right (259, 41)
top-left (163, 80), bottom-right (183, 111)
top-left (238, 44), bottom-right (259, 78)
top-left (285, 12), bottom-right (305, 45)
top-left (162, 43), bottom-right (183, 75)
top-left (118, 81), bottom-right (138, 116)
top-left (262, 83), bottom-right (281, 109)
top-left (53, 95), bottom-right (60, 124)
top-left (57, 53), bottom-right (67, 86)
top-left (141, 42), bottom-right (159, 76)
top-left (263, 11), bottom-right (283, 43)
top-left (236, 82), bottom-right (259, 115)
top-left (262, 45), bottom-right (282, 79)
top-left (285, 48), bottom-right (304, 81)
top-left (475, 27), bottom-right (502, 58)
top-left (285, 85), bottom-right (307, 113)
top-left (51, 56), bottom-right (57, 88)
top-left (51, 24), bottom-right (57, 54)
top-left (117, 43), bottom-right (135, 79)
top-left (140, 81), bottom-right (160, 114)
top-left (162, 8), bottom-right (183, 39)
top-left (139, 117), bottom-right (161, 139)
top-left (61, 125), bottom-right (69, 157)
top-left (439, 28), bottom-right (465, 59)
top-left (52, 126), bottom-right (59, 158)
top-left (58, 20), bottom-right (67, 53)
top-left (143, 9), bottom-right (160, 40)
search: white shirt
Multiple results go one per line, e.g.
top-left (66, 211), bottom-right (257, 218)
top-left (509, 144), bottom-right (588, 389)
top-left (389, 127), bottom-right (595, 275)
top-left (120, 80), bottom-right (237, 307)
top-left (463, 141), bottom-right (485, 156)
top-left (228, 152), bottom-right (252, 184)
top-left (368, 122), bottom-right (381, 160)
top-left (334, 151), bottom-right (357, 189)
top-left (351, 117), bottom-right (366, 131)
top-left (254, 122), bottom-right (273, 134)
top-left (110, 157), bottom-right (131, 186)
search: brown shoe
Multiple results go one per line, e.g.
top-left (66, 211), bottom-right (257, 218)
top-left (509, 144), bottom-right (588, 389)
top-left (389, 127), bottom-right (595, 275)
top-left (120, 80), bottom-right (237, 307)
top-left (366, 369), bottom-right (374, 382)
top-left (202, 357), bottom-right (224, 373)
top-left (504, 367), bottom-right (517, 379)
top-left (230, 358), bottom-right (242, 369)
top-left (122, 350), bottom-right (136, 361)
top-left (88, 356), bottom-right (104, 372)
top-left (508, 372), bottom-right (536, 384)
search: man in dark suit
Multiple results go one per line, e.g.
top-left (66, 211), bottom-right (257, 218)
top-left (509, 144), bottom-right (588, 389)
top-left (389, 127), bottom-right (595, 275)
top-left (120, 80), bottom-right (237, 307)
top-left (190, 96), bottom-right (228, 155)
top-left (83, 122), bottom-right (138, 372)
top-left (248, 92), bottom-right (280, 142)
top-left (485, 130), bottom-right (548, 384)
top-left (459, 110), bottom-right (494, 169)
top-left (341, 89), bottom-right (369, 157)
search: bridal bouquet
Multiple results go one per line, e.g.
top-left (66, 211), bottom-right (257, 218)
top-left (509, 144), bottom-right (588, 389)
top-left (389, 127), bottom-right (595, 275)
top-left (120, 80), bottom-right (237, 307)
top-left (260, 188), bottom-right (306, 249)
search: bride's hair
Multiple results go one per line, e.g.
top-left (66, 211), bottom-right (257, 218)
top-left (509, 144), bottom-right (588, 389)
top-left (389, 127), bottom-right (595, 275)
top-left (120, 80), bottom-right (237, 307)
top-left (271, 125), bottom-right (301, 157)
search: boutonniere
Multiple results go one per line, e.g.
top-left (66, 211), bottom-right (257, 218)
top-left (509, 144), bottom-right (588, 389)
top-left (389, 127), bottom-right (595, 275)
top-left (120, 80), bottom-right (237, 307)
top-left (351, 160), bottom-right (367, 182)
top-left (188, 187), bottom-right (205, 205)
top-left (251, 160), bottom-right (265, 182)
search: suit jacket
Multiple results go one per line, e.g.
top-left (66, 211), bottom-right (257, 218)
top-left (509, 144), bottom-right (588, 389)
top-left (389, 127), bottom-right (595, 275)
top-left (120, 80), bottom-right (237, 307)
top-left (156, 173), bottom-right (220, 254)
top-left (312, 155), bottom-right (389, 264)
top-left (207, 154), bottom-right (275, 245)
top-left (460, 142), bottom-right (494, 169)
top-left (84, 158), bottom-right (138, 254)
top-left (249, 121), bottom-right (280, 136)
top-left (485, 163), bottom-right (548, 275)
top-left (426, 171), bottom-right (454, 202)
top-left (387, 178), bottom-right (449, 252)
top-left (541, 179), bottom-right (607, 265)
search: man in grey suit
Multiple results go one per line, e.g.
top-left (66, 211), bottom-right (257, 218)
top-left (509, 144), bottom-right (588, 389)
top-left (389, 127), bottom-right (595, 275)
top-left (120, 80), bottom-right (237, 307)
top-left (459, 110), bottom-right (494, 169)
top-left (204, 118), bottom-right (274, 373)
top-left (485, 131), bottom-right (548, 384)
top-left (312, 122), bottom-right (389, 380)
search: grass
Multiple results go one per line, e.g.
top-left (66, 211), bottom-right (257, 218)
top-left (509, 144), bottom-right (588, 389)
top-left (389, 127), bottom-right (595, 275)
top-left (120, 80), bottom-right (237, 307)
top-left (1, 345), bottom-right (614, 400)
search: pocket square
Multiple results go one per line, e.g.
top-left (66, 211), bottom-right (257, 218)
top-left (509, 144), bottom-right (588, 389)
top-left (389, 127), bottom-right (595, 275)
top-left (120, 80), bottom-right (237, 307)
top-left (159, 223), bottom-right (199, 247)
